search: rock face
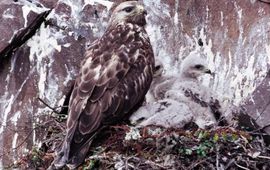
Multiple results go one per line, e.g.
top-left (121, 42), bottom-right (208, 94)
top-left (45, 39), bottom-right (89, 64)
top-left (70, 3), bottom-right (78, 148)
top-left (0, 0), bottom-right (270, 167)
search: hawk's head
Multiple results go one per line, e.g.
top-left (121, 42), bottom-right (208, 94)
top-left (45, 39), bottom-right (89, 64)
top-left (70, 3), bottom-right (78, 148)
top-left (109, 1), bottom-right (147, 27)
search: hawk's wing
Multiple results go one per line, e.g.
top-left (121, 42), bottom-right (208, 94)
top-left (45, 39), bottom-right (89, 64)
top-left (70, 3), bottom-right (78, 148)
top-left (58, 23), bottom-right (154, 167)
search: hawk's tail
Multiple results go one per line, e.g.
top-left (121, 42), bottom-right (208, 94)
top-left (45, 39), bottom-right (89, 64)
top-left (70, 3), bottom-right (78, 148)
top-left (51, 132), bottom-right (97, 169)
top-left (51, 140), bottom-right (70, 169)
top-left (66, 136), bottom-right (95, 169)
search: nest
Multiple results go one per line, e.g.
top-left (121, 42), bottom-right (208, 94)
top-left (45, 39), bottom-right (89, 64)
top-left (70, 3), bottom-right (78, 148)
top-left (11, 122), bottom-right (270, 170)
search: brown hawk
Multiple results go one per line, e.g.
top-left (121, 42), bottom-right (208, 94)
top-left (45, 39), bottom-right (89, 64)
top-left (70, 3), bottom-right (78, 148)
top-left (53, 1), bottom-right (154, 169)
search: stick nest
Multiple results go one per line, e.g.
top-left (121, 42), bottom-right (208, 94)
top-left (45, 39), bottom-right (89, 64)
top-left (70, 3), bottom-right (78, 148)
top-left (11, 122), bottom-right (270, 170)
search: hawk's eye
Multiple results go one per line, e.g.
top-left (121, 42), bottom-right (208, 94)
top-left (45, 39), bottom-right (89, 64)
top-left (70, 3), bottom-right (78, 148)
top-left (194, 64), bottom-right (204, 69)
top-left (155, 65), bottom-right (161, 71)
top-left (123, 6), bottom-right (134, 13)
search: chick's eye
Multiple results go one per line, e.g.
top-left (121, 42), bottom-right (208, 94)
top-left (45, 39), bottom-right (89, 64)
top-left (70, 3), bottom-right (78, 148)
top-left (123, 6), bottom-right (134, 13)
top-left (137, 117), bottom-right (145, 122)
top-left (194, 64), bottom-right (204, 69)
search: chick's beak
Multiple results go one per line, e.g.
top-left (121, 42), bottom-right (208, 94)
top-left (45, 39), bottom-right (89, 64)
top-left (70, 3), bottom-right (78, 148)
top-left (143, 10), bottom-right (147, 15)
top-left (204, 69), bottom-right (212, 74)
top-left (204, 69), bottom-right (216, 76)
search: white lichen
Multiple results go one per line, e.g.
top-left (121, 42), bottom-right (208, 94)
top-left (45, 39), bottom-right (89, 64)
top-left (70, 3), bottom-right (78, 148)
top-left (124, 127), bottom-right (141, 141)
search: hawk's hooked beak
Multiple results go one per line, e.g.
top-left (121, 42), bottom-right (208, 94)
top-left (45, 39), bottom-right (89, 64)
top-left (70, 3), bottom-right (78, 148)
top-left (137, 5), bottom-right (147, 15)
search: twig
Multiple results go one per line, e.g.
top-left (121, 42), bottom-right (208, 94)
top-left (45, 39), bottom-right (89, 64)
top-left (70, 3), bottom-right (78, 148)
top-left (87, 154), bottom-right (111, 160)
top-left (125, 157), bottom-right (135, 169)
top-left (234, 162), bottom-right (250, 170)
top-left (144, 160), bottom-right (167, 169)
top-left (187, 159), bottom-right (207, 170)
top-left (216, 146), bottom-right (220, 169)
top-left (50, 118), bottom-right (66, 132)
top-left (42, 133), bottom-right (65, 144)
top-left (224, 159), bottom-right (235, 169)
top-left (0, 119), bottom-right (58, 159)
top-left (250, 123), bottom-right (270, 133)
top-left (255, 98), bottom-right (270, 121)
top-left (259, 0), bottom-right (270, 4)
top-left (257, 155), bottom-right (270, 160)
top-left (38, 97), bottom-right (60, 114)
top-left (0, 128), bottom-right (35, 159)
top-left (261, 123), bottom-right (270, 131)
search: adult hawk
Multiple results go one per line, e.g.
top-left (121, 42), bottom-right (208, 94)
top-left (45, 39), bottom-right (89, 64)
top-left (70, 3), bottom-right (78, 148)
top-left (53, 1), bottom-right (154, 169)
